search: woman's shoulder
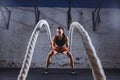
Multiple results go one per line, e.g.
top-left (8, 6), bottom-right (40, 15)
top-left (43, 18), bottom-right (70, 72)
top-left (52, 35), bottom-right (57, 41)
top-left (63, 34), bottom-right (69, 41)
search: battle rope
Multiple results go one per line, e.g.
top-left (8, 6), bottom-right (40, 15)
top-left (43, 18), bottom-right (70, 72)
top-left (69, 22), bottom-right (106, 80)
top-left (18, 20), bottom-right (106, 80)
top-left (17, 20), bottom-right (51, 80)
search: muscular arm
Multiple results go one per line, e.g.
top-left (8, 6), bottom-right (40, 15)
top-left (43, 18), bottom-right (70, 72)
top-left (65, 36), bottom-right (69, 48)
top-left (51, 36), bottom-right (56, 49)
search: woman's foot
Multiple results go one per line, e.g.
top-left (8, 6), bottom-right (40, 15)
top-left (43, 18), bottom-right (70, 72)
top-left (44, 69), bottom-right (48, 75)
top-left (71, 69), bottom-right (76, 75)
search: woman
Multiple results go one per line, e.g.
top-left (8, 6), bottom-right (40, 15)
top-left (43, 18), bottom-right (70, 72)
top-left (45, 26), bottom-right (75, 74)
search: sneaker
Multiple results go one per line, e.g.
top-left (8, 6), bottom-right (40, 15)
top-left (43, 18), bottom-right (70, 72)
top-left (44, 71), bottom-right (48, 74)
top-left (44, 69), bottom-right (48, 75)
top-left (71, 69), bottom-right (76, 75)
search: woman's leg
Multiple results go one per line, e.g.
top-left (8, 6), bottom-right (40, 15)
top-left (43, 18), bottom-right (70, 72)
top-left (66, 51), bottom-right (74, 69)
top-left (63, 50), bottom-right (75, 74)
top-left (45, 50), bottom-right (55, 70)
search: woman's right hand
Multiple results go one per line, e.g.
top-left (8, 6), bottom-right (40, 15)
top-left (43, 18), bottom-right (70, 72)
top-left (52, 47), bottom-right (59, 51)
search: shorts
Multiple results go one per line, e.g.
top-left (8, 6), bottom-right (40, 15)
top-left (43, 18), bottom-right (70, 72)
top-left (53, 47), bottom-right (68, 54)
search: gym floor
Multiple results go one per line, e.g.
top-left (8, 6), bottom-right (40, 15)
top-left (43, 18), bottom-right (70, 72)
top-left (0, 68), bottom-right (120, 80)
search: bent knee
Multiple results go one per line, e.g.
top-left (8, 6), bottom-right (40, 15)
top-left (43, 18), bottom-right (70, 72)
top-left (48, 50), bottom-right (55, 56)
top-left (67, 52), bottom-right (73, 57)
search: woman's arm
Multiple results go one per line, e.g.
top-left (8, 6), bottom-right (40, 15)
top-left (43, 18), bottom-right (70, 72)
top-left (66, 36), bottom-right (69, 48)
top-left (64, 36), bottom-right (70, 51)
top-left (51, 36), bottom-right (56, 49)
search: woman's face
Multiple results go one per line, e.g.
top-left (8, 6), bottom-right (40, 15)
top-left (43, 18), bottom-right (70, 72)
top-left (57, 29), bottom-right (63, 36)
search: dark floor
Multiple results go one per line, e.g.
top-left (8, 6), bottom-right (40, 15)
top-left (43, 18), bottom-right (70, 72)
top-left (0, 68), bottom-right (120, 80)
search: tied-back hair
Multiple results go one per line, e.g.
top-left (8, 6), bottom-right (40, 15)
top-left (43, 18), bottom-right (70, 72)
top-left (57, 26), bottom-right (64, 31)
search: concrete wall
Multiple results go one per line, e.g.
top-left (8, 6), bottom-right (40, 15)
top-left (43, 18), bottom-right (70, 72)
top-left (0, 7), bottom-right (120, 68)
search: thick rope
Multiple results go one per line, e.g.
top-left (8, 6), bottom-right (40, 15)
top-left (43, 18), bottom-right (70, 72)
top-left (17, 20), bottom-right (51, 80)
top-left (18, 20), bottom-right (106, 80)
top-left (69, 22), bottom-right (106, 80)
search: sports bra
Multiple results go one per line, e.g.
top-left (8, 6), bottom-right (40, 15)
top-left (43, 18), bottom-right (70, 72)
top-left (54, 34), bottom-right (67, 47)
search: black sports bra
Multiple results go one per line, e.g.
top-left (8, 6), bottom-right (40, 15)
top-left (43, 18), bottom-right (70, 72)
top-left (54, 34), bottom-right (67, 47)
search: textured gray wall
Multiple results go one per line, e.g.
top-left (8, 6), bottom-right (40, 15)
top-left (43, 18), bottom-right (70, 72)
top-left (0, 7), bottom-right (120, 68)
